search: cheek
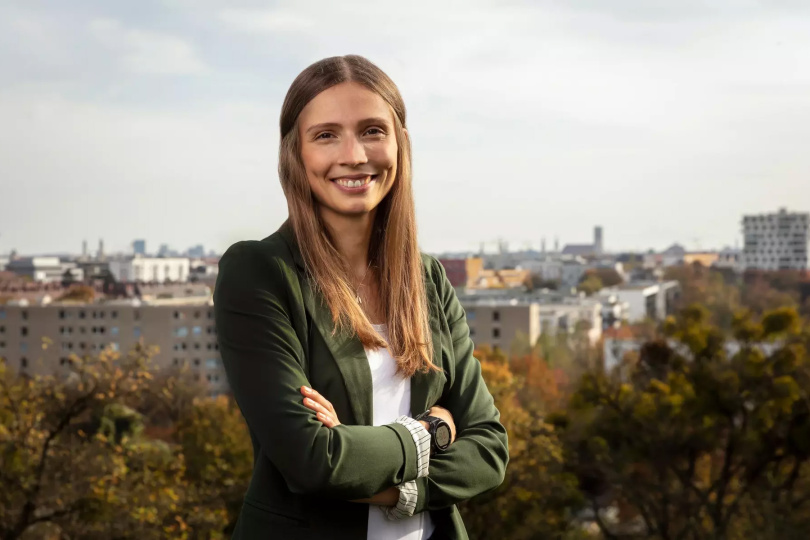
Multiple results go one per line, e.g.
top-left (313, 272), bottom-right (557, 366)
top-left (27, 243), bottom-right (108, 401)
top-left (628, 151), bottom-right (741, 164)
top-left (369, 141), bottom-right (398, 171)
top-left (301, 146), bottom-right (331, 180)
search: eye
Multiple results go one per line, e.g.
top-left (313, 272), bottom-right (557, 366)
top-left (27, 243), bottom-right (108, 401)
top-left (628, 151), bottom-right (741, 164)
top-left (364, 127), bottom-right (386, 137)
top-left (315, 132), bottom-right (334, 140)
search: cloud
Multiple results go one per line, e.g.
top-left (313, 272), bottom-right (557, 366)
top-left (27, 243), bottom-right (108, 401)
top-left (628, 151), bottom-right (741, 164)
top-left (89, 18), bottom-right (207, 75)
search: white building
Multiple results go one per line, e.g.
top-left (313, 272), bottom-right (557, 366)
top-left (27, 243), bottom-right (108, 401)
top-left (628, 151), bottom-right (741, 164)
top-left (108, 255), bottom-right (191, 283)
top-left (598, 281), bottom-right (680, 322)
top-left (742, 208), bottom-right (809, 270)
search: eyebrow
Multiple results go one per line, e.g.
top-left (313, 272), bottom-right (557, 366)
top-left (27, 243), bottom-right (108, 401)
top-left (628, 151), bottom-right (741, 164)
top-left (305, 117), bottom-right (392, 135)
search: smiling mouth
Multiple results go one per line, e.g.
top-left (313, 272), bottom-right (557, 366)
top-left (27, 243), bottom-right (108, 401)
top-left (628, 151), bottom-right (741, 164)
top-left (332, 174), bottom-right (378, 188)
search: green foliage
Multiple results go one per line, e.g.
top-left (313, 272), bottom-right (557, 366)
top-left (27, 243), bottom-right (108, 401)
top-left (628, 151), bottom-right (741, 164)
top-left (0, 346), bottom-right (251, 539)
top-left (557, 306), bottom-right (810, 539)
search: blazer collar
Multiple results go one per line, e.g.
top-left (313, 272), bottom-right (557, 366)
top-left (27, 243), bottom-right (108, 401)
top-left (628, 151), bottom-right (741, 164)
top-left (276, 219), bottom-right (441, 426)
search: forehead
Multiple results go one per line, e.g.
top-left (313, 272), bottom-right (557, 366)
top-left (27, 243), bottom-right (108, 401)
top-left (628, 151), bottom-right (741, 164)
top-left (299, 82), bottom-right (394, 129)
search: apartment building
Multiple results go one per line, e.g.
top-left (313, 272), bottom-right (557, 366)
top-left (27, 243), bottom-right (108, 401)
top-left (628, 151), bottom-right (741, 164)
top-left (0, 298), bottom-right (226, 396)
top-left (459, 296), bottom-right (603, 351)
top-left (742, 208), bottom-right (810, 270)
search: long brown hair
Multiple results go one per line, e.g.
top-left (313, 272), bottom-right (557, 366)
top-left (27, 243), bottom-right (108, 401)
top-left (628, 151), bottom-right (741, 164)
top-left (279, 55), bottom-right (438, 377)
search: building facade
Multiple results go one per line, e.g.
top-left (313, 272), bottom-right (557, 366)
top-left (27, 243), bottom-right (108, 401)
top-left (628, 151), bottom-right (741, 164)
top-left (742, 208), bottom-right (810, 270)
top-left (0, 299), bottom-right (226, 396)
top-left (108, 256), bottom-right (191, 283)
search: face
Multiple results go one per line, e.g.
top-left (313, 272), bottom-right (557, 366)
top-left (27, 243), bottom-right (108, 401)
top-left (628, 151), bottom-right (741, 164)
top-left (298, 82), bottom-right (400, 219)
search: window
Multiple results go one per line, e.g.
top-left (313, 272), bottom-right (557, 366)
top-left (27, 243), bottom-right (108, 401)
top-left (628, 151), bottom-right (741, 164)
top-left (110, 342), bottom-right (119, 352)
top-left (193, 358), bottom-right (200, 366)
top-left (133, 327), bottom-right (141, 338)
top-left (493, 328), bottom-right (500, 338)
top-left (20, 357), bottom-right (27, 368)
top-left (193, 326), bottom-right (202, 336)
top-left (0, 341), bottom-right (5, 348)
top-left (134, 310), bottom-right (140, 321)
top-left (207, 310), bottom-right (214, 320)
top-left (173, 311), bottom-right (181, 319)
top-left (0, 310), bottom-right (5, 319)
top-left (194, 311), bottom-right (201, 319)
top-left (79, 310), bottom-right (86, 319)
top-left (19, 342), bottom-right (27, 352)
top-left (466, 310), bottom-right (476, 321)
top-left (469, 327), bottom-right (476, 336)
top-left (194, 343), bottom-right (200, 350)
top-left (59, 310), bottom-right (66, 319)
top-left (493, 310), bottom-right (500, 322)
top-left (206, 358), bottom-right (217, 368)
top-left (111, 311), bottom-right (118, 319)
top-left (0, 326), bottom-right (4, 333)
top-left (21, 327), bottom-right (28, 337)
top-left (21, 311), bottom-right (27, 320)
top-left (110, 327), bottom-right (119, 336)
top-left (174, 327), bottom-right (188, 338)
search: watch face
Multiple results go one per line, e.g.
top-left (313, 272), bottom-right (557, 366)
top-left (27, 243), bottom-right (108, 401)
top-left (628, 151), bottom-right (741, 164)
top-left (436, 425), bottom-right (451, 448)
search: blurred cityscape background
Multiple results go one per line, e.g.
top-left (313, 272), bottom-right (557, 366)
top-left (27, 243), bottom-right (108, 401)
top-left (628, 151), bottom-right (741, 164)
top-left (3, 1), bottom-right (810, 539)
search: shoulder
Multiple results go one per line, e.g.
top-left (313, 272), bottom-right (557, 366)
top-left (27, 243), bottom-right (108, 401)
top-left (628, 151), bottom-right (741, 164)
top-left (215, 230), bottom-right (298, 296)
top-left (420, 253), bottom-right (448, 292)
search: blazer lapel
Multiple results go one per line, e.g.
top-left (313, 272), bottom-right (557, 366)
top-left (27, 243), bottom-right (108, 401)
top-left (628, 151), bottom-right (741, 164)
top-left (409, 276), bottom-right (444, 417)
top-left (301, 280), bottom-right (374, 426)
top-left (279, 221), bottom-right (373, 426)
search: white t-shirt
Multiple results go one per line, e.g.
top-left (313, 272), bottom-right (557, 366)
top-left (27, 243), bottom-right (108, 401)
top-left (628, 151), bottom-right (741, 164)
top-left (364, 323), bottom-right (435, 540)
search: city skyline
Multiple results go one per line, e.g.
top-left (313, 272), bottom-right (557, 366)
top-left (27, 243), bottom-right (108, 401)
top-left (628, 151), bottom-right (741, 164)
top-left (2, 1), bottom-right (809, 255)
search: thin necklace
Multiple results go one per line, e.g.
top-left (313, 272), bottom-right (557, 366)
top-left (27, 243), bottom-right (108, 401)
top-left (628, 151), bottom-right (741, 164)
top-left (354, 260), bottom-right (373, 305)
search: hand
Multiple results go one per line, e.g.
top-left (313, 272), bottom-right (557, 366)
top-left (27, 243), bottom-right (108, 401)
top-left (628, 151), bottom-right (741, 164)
top-left (301, 386), bottom-right (341, 427)
top-left (420, 405), bottom-right (456, 444)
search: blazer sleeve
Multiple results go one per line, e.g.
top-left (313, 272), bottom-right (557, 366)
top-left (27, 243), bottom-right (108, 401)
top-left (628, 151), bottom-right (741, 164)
top-left (413, 256), bottom-right (509, 512)
top-left (214, 241), bottom-right (421, 499)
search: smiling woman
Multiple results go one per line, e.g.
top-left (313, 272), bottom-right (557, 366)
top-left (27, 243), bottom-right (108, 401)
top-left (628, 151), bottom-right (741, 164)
top-left (214, 55), bottom-right (508, 540)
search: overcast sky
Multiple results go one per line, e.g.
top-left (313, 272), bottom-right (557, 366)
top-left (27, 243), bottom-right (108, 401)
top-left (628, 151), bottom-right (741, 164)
top-left (1, 0), bottom-right (809, 257)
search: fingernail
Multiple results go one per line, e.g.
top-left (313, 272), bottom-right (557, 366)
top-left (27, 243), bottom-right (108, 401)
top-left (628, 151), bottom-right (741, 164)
top-left (304, 398), bottom-right (312, 405)
top-left (303, 386), bottom-right (311, 393)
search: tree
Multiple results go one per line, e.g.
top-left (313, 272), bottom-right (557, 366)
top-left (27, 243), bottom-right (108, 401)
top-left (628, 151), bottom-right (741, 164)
top-left (577, 274), bottom-right (603, 296)
top-left (553, 305), bottom-right (810, 538)
top-left (459, 346), bottom-right (586, 539)
top-left (0, 343), bottom-right (249, 539)
top-left (56, 285), bottom-right (95, 303)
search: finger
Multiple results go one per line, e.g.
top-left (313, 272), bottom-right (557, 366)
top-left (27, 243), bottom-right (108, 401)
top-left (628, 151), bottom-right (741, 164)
top-left (304, 387), bottom-right (335, 412)
top-left (317, 412), bottom-right (339, 428)
top-left (303, 397), bottom-right (329, 415)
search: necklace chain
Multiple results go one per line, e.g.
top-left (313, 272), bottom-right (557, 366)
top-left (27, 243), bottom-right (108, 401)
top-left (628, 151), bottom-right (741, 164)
top-left (354, 260), bottom-right (373, 305)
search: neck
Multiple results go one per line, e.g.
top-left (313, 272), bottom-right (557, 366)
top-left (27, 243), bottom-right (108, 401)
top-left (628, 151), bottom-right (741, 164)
top-left (319, 207), bottom-right (377, 277)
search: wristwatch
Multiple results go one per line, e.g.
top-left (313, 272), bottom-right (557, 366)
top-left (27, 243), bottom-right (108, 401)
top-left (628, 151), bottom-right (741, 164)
top-left (414, 411), bottom-right (452, 454)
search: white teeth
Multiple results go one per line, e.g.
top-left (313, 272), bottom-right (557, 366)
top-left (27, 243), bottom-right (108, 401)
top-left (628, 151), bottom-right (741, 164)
top-left (336, 176), bottom-right (373, 188)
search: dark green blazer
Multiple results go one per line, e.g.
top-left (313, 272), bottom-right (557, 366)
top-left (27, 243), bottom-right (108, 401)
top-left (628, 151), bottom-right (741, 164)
top-left (214, 220), bottom-right (508, 540)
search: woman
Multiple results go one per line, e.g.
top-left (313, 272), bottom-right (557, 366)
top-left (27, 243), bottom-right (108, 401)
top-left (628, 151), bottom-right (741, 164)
top-left (214, 55), bottom-right (508, 540)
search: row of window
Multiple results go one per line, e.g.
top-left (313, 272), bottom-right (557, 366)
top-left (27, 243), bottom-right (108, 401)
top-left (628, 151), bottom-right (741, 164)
top-left (172, 342), bottom-right (219, 351)
top-left (172, 358), bottom-right (220, 368)
top-left (173, 326), bottom-right (216, 338)
top-left (173, 310), bottom-right (215, 320)
top-left (60, 342), bottom-right (119, 352)
top-left (59, 309), bottom-right (118, 320)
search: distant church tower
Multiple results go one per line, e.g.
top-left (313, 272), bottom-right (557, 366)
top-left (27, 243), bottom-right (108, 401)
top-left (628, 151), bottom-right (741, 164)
top-left (594, 226), bottom-right (604, 255)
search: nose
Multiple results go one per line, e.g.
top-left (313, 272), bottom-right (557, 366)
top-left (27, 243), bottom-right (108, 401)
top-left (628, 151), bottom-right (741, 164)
top-left (338, 135), bottom-right (368, 167)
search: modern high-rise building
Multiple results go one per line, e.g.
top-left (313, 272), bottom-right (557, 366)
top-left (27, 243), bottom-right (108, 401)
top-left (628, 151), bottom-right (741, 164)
top-left (742, 208), bottom-right (809, 270)
top-left (133, 239), bottom-right (146, 255)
